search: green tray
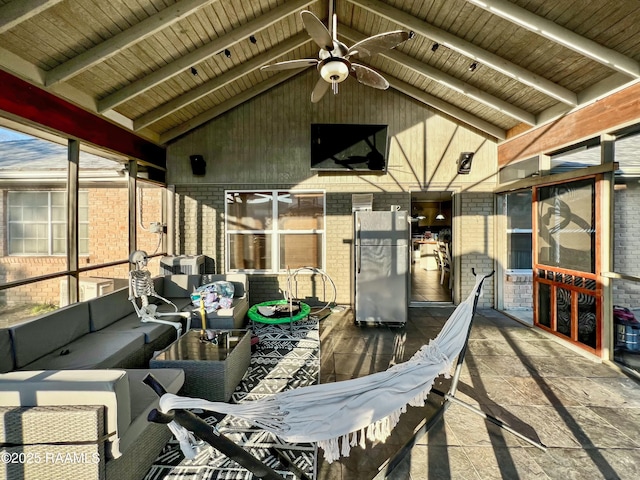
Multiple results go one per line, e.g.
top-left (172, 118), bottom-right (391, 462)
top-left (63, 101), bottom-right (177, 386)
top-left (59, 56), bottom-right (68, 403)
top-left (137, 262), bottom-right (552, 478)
top-left (248, 300), bottom-right (311, 324)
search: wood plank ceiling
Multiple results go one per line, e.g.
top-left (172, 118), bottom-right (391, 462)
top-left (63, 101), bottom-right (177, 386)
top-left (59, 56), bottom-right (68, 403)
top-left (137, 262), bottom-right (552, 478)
top-left (1, 0), bottom-right (640, 145)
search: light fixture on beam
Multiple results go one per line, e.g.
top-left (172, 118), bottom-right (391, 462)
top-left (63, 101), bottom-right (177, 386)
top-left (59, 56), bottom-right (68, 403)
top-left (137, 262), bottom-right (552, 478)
top-left (469, 62), bottom-right (478, 72)
top-left (431, 42), bottom-right (439, 52)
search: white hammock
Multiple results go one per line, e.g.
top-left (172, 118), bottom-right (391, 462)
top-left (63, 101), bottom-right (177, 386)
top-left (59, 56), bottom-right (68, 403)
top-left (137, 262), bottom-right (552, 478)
top-left (159, 275), bottom-right (487, 463)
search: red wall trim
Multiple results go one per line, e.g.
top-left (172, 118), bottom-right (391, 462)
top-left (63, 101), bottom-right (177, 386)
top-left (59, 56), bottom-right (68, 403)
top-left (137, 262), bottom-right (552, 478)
top-left (499, 82), bottom-right (640, 166)
top-left (0, 69), bottom-right (165, 169)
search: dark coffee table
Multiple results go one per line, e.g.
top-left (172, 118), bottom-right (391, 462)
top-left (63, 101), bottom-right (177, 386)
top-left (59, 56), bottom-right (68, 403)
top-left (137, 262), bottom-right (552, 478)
top-left (150, 329), bottom-right (251, 402)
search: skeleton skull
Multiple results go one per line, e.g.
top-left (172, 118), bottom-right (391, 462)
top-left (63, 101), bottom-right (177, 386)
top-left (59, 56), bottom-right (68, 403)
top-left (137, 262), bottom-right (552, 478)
top-left (129, 250), bottom-right (149, 269)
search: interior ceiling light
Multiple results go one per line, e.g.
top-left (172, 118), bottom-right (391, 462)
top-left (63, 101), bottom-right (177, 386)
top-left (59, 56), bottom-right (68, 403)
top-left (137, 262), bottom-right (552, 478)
top-left (469, 62), bottom-right (478, 72)
top-left (431, 42), bottom-right (439, 52)
top-left (190, 67), bottom-right (198, 76)
top-left (436, 202), bottom-right (445, 220)
top-left (224, 49), bottom-right (231, 58)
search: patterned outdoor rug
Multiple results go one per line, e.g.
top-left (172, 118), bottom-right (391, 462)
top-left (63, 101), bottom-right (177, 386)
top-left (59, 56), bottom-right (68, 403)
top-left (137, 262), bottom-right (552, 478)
top-left (144, 318), bottom-right (320, 480)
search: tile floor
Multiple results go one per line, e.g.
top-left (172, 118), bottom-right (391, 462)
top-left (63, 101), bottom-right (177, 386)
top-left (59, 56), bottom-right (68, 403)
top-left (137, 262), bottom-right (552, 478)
top-left (316, 304), bottom-right (640, 480)
top-left (411, 266), bottom-right (452, 303)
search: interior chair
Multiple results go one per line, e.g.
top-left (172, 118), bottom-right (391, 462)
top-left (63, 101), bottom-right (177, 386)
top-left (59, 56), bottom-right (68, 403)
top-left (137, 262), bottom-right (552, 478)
top-left (438, 241), bottom-right (453, 289)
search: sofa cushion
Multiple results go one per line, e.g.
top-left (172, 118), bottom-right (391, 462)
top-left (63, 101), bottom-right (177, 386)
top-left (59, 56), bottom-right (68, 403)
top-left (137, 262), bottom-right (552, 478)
top-left (162, 274), bottom-right (202, 298)
top-left (119, 369), bottom-right (184, 454)
top-left (20, 332), bottom-right (145, 371)
top-left (158, 297), bottom-right (193, 312)
top-left (9, 302), bottom-right (91, 369)
top-left (153, 275), bottom-right (164, 295)
top-left (0, 369), bottom-right (131, 458)
top-left (201, 273), bottom-right (247, 297)
top-left (0, 329), bottom-right (14, 373)
top-left (89, 287), bottom-right (135, 331)
top-left (99, 313), bottom-right (174, 343)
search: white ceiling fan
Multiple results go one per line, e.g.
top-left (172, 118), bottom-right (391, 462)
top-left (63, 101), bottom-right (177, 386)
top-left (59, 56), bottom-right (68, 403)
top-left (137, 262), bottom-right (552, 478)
top-left (260, 1), bottom-right (414, 103)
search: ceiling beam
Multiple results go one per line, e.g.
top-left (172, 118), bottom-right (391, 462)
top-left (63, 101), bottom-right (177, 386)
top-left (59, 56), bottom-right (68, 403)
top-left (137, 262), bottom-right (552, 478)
top-left (134, 33), bottom-right (312, 131)
top-left (388, 76), bottom-right (506, 140)
top-left (98, 0), bottom-right (313, 113)
top-left (340, 25), bottom-right (535, 125)
top-left (464, 0), bottom-right (640, 78)
top-left (160, 69), bottom-right (303, 144)
top-left (46, 0), bottom-right (220, 86)
top-left (0, 69), bottom-right (165, 168)
top-left (0, 0), bottom-right (64, 34)
top-left (349, 0), bottom-right (578, 107)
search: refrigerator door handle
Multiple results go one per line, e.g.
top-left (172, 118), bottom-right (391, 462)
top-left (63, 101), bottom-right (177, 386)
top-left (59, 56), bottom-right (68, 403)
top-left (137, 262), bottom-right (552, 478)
top-left (356, 217), bottom-right (361, 274)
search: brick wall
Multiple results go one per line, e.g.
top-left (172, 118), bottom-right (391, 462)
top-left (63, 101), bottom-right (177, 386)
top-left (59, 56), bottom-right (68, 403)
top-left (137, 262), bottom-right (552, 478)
top-left (458, 192), bottom-right (495, 308)
top-left (503, 273), bottom-right (533, 310)
top-left (173, 186), bottom-right (413, 305)
top-left (613, 181), bottom-right (640, 308)
top-left (0, 186), bottom-right (161, 306)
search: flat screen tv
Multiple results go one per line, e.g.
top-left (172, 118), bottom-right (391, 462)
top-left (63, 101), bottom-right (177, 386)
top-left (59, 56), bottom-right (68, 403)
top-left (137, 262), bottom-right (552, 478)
top-left (310, 123), bottom-right (389, 172)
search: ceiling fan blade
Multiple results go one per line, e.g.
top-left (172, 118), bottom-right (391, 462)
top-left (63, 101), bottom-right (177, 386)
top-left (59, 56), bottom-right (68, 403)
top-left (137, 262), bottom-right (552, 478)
top-left (260, 59), bottom-right (318, 72)
top-left (351, 64), bottom-right (389, 90)
top-left (301, 10), bottom-right (333, 51)
top-left (347, 30), bottom-right (413, 59)
top-left (311, 77), bottom-right (331, 103)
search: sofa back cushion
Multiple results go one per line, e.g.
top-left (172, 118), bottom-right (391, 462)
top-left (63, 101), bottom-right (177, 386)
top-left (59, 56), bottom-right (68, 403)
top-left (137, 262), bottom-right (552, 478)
top-left (0, 369), bottom-right (131, 458)
top-left (201, 273), bottom-right (247, 297)
top-left (88, 287), bottom-right (135, 331)
top-left (162, 274), bottom-right (201, 298)
top-left (0, 329), bottom-right (14, 373)
top-left (9, 302), bottom-right (91, 369)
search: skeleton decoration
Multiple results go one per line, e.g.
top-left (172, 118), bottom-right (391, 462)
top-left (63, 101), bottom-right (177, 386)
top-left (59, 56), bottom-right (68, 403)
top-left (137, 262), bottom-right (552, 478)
top-left (129, 250), bottom-right (190, 339)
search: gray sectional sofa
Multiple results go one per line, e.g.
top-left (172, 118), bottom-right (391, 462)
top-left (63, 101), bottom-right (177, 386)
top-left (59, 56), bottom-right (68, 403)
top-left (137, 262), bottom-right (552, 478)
top-left (0, 272), bottom-right (250, 480)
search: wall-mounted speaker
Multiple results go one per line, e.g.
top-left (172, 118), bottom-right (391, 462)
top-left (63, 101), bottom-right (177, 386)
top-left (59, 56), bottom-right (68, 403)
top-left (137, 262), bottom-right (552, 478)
top-left (458, 152), bottom-right (474, 174)
top-left (190, 154), bottom-right (206, 176)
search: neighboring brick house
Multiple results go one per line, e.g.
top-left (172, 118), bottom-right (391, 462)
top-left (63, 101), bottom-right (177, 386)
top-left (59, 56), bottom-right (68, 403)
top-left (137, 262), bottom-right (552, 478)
top-left (0, 138), bottom-right (162, 308)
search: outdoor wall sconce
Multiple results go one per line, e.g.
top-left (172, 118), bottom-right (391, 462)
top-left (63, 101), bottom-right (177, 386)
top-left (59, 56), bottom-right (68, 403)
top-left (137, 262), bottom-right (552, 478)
top-left (190, 155), bottom-right (206, 176)
top-left (458, 152), bottom-right (474, 174)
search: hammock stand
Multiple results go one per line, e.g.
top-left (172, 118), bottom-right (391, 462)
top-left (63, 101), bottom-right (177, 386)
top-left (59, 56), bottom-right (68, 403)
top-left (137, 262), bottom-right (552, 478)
top-left (379, 269), bottom-right (546, 479)
top-left (144, 270), bottom-right (545, 479)
top-left (145, 375), bottom-right (287, 480)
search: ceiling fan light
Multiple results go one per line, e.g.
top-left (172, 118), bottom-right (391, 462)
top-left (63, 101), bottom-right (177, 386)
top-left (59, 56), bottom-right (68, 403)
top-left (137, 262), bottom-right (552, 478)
top-left (320, 60), bottom-right (350, 83)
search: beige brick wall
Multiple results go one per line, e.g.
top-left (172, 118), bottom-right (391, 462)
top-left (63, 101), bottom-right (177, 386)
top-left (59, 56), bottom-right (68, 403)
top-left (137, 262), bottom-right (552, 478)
top-left (503, 273), bottom-right (533, 310)
top-left (458, 192), bottom-right (495, 308)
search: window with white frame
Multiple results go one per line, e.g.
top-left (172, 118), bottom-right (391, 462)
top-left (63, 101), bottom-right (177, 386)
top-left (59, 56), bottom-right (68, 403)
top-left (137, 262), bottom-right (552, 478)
top-left (505, 190), bottom-right (532, 271)
top-left (226, 191), bottom-right (325, 272)
top-left (8, 191), bottom-right (89, 255)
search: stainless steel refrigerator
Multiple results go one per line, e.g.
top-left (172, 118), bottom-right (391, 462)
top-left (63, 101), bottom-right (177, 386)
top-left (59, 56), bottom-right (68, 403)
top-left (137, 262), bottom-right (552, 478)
top-left (353, 210), bottom-right (409, 325)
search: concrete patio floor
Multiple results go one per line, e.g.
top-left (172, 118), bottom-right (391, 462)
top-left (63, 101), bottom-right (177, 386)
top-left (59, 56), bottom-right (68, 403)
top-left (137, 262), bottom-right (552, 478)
top-left (316, 305), bottom-right (640, 480)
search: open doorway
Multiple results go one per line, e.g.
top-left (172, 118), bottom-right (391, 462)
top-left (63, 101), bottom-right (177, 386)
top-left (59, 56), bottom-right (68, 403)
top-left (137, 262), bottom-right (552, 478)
top-left (410, 192), bottom-right (453, 303)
